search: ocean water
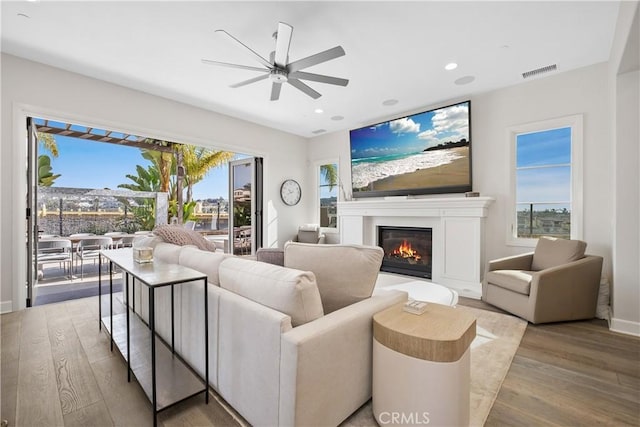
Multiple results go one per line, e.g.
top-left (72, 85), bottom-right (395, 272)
top-left (352, 149), bottom-right (463, 189)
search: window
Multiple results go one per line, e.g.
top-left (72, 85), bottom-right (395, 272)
top-left (508, 115), bottom-right (583, 245)
top-left (318, 162), bottom-right (338, 228)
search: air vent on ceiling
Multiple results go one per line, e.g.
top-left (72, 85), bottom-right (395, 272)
top-left (312, 129), bottom-right (326, 134)
top-left (522, 64), bottom-right (557, 79)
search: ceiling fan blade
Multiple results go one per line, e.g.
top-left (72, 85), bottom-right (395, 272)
top-left (287, 79), bottom-right (321, 99)
top-left (201, 59), bottom-right (267, 73)
top-left (274, 22), bottom-right (293, 68)
top-left (215, 29), bottom-right (272, 69)
top-left (287, 46), bottom-right (346, 73)
top-left (270, 82), bottom-right (282, 101)
top-left (230, 73), bottom-right (270, 88)
top-left (289, 71), bottom-right (349, 87)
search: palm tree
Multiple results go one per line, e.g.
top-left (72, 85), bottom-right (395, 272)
top-left (141, 142), bottom-right (174, 193)
top-left (320, 163), bottom-right (338, 190)
top-left (118, 164), bottom-right (161, 192)
top-left (178, 146), bottom-right (234, 204)
top-left (38, 132), bottom-right (58, 157)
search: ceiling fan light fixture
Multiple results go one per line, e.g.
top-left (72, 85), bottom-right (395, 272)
top-left (269, 68), bottom-right (288, 83)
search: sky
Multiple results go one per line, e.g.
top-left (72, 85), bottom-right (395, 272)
top-left (349, 101), bottom-right (470, 160)
top-left (42, 133), bottom-right (233, 201)
top-left (516, 127), bottom-right (571, 209)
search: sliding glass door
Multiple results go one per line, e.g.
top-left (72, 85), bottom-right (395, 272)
top-left (26, 117), bottom-right (39, 307)
top-left (228, 157), bottom-right (263, 255)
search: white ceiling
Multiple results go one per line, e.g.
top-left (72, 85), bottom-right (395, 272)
top-left (1, 1), bottom-right (621, 138)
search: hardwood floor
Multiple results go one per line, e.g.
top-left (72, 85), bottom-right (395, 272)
top-left (458, 297), bottom-right (640, 427)
top-left (1, 296), bottom-right (242, 427)
top-left (2, 296), bottom-right (639, 426)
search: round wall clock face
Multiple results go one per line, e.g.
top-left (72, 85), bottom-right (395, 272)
top-left (280, 179), bottom-right (301, 206)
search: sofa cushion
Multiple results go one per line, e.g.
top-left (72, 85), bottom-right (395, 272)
top-left (179, 246), bottom-right (232, 286)
top-left (153, 224), bottom-right (216, 252)
top-left (153, 242), bottom-right (185, 264)
top-left (284, 242), bottom-right (383, 314)
top-left (532, 236), bottom-right (586, 271)
top-left (486, 270), bottom-right (534, 295)
top-left (218, 257), bottom-right (324, 327)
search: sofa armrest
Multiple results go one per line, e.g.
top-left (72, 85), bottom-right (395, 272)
top-left (279, 290), bottom-right (407, 427)
top-left (530, 255), bottom-right (603, 323)
top-left (256, 247), bottom-right (284, 266)
top-left (488, 252), bottom-right (534, 272)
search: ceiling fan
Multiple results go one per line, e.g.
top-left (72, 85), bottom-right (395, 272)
top-left (201, 22), bottom-right (348, 101)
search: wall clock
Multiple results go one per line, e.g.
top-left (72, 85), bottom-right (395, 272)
top-left (280, 179), bottom-right (301, 206)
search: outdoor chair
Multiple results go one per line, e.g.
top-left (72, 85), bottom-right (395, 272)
top-left (119, 235), bottom-right (137, 248)
top-left (76, 236), bottom-right (112, 278)
top-left (37, 238), bottom-right (72, 279)
top-left (105, 231), bottom-right (126, 248)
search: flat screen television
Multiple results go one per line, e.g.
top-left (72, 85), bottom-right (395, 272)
top-left (349, 100), bottom-right (472, 198)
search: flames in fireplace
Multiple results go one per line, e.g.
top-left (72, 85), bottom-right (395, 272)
top-left (378, 226), bottom-right (432, 279)
top-left (390, 239), bottom-right (422, 262)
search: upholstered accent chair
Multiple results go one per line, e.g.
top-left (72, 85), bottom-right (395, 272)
top-left (293, 224), bottom-right (325, 244)
top-left (483, 236), bottom-right (603, 324)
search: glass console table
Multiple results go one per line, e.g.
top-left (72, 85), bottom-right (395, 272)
top-left (98, 248), bottom-right (209, 427)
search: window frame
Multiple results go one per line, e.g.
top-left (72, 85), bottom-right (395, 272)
top-left (314, 158), bottom-right (339, 232)
top-left (507, 114), bottom-right (583, 247)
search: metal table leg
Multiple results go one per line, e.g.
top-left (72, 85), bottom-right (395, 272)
top-left (204, 277), bottom-right (209, 404)
top-left (126, 272), bottom-right (130, 382)
top-left (98, 253), bottom-right (102, 331)
top-left (109, 260), bottom-right (113, 352)
top-left (150, 287), bottom-right (157, 427)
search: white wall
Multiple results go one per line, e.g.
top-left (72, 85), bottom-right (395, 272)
top-left (609, 1), bottom-right (639, 336)
top-left (308, 63), bottom-right (623, 316)
top-left (0, 53), bottom-right (309, 312)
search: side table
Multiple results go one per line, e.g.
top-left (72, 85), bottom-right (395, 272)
top-left (372, 302), bottom-right (476, 426)
top-left (98, 248), bottom-right (209, 427)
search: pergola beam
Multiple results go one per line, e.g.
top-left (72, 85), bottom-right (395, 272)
top-left (36, 120), bottom-right (174, 153)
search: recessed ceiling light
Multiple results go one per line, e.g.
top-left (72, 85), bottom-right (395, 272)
top-left (445, 63), bottom-right (458, 71)
top-left (454, 75), bottom-right (475, 85)
top-left (314, 108), bottom-right (324, 114)
top-left (382, 99), bottom-right (398, 106)
top-left (331, 115), bottom-right (344, 121)
top-left (17, 12), bottom-right (30, 18)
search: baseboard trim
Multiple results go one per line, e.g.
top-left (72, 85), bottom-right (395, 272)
top-left (610, 317), bottom-right (640, 337)
top-left (1, 300), bottom-right (14, 314)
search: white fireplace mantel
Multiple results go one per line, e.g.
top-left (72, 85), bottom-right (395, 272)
top-left (337, 197), bottom-right (495, 298)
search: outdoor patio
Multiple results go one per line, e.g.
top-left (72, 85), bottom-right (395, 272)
top-left (35, 261), bottom-right (122, 306)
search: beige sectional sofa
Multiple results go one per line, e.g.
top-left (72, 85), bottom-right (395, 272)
top-left (129, 237), bottom-right (407, 426)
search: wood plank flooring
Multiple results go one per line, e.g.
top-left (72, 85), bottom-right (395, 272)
top-left (1, 296), bottom-right (242, 427)
top-left (1, 296), bottom-right (639, 426)
top-left (458, 298), bottom-right (640, 427)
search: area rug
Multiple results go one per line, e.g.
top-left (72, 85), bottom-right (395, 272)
top-left (340, 305), bottom-right (527, 427)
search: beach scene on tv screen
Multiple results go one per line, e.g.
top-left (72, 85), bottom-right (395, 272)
top-left (350, 101), bottom-right (470, 194)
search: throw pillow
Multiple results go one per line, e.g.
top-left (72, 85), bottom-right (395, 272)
top-left (153, 224), bottom-right (216, 252)
top-left (531, 236), bottom-right (587, 271)
top-left (218, 257), bottom-right (324, 327)
top-left (284, 242), bottom-right (384, 314)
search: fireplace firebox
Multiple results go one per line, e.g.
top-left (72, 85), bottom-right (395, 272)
top-left (378, 226), bottom-right (432, 279)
